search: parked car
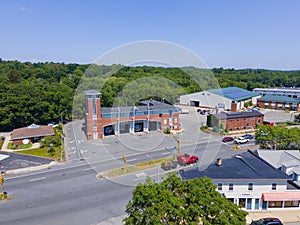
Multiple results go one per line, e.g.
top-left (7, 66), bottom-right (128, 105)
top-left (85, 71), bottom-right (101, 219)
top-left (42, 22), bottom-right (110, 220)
top-left (177, 153), bottom-right (199, 166)
top-left (161, 160), bottom-right (178, 170)
top-left (250, 217), bottom-right (283, 225)
top-left (234, 137), bottom-right (249, 144)
top-left (222, 136), bottom-right (234, 142)
top-left (242, 134), bottom-right (254, 140)
top-left (200, 111), bottom-right (206, 115)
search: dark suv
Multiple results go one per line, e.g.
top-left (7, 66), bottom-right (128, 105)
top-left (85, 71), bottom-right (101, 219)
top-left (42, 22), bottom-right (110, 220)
top-left (250, 217), bottom-right (283, 225)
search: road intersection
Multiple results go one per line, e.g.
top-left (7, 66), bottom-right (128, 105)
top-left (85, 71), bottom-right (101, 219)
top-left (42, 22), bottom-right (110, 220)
top-left (0, 107), bottom-right (259, 225)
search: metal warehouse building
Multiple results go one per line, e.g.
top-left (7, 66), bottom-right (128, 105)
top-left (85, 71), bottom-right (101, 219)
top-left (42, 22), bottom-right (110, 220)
top-left (253, 87), bottom-right (300, 100)
top-left (179, 86), bottom-right (260, 112)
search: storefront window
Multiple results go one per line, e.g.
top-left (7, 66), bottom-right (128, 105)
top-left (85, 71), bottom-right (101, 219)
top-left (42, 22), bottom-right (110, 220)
top-left (239, 198), bottom-right (246, 208)
top-left (284, 201), bottom-right (299, 207)
top-left (268, 201), bottom-right (283, 208)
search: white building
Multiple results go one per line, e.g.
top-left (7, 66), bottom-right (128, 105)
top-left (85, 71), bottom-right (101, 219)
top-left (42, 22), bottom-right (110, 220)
top-left (180, 86), bottom-right (260, 112)
top-left (257, 150), bottom-right (300, 187)
top-left (180, 151), bottom-right (300, 211)
top-left (253, 87), bottom-right (300, 100)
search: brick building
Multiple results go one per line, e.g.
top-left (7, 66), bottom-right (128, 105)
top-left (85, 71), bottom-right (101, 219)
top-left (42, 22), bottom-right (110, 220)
top-left (209, 111), bottom-right (264, 131)
top-left (84, 90), bottom-right (181, 140)
top-left (257, 95), bottom-right (300, 111)
top-left (11, 124), bottom-right (55, 145)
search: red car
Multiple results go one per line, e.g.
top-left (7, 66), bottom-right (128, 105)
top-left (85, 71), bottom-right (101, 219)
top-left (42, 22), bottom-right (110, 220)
top-left (177, 153), bottom-right (199, 166)
top-left (222, 136), bottom-right (234, 142)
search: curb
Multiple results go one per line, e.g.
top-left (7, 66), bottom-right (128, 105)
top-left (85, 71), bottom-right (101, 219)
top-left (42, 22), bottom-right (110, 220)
top-left (5, 161), bottom-right (57, 175)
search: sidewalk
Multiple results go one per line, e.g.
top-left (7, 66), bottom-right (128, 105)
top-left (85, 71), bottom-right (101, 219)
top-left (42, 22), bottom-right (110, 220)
top-left (247, 209), bottom-right (300, 224)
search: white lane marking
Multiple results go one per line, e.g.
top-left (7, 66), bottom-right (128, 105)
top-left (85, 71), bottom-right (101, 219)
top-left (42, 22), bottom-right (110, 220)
top-left (162, 152), bottom-right (170, 155)
top-left (126, 158), bottom-right (137, 162)
top-left (135, 172), bottom-right (146, 178)
top-left (29, 177), bottom-right (46, 182)
top-left (83, 167), bottom-right (96, 171)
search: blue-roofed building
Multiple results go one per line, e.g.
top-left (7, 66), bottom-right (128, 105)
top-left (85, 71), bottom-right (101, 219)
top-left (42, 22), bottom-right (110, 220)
top-left (180, 150), bottom-right (300, 211)
top-left (257, 94), bottom-right (300, 111)
top-left (179, 86), bottom-right (260, 112)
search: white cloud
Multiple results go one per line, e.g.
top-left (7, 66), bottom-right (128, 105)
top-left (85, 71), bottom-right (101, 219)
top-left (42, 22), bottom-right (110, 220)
top-left (19, 6), bottom-right (29, 11)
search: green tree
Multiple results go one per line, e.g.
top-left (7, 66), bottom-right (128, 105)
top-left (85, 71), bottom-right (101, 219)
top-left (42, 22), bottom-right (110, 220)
top-left (124, 175), bottom-right (247, 225)
top-left (256, 125), bottom-right (300, 150)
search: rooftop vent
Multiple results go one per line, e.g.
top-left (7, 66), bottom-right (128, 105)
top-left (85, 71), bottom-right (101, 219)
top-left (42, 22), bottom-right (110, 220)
top-left (216, 158), bottom-right (222, 166)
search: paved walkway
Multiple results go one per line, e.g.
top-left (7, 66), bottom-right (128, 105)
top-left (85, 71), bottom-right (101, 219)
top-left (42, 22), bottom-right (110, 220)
top-left (247, 209), bottom-right (300, 224)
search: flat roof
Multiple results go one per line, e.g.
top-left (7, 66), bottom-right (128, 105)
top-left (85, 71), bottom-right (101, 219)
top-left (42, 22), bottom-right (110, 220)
top-left (213, 110), bottom-right (264, 120)
top-left (207, 86), bottom-right (260, 102)
top-left (180, 150), bottom-right (291, 181)
top-left (101, 99), bottom-right (178, 114)
top-left (254, 87), bottom-right (300, 93)
top-left (84, 89), bottom-right (101, 95)
top-left (258, 95), bottom-right (299, 103)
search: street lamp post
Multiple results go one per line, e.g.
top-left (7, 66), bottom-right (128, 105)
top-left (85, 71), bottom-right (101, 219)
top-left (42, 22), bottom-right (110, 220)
top-left (59, 110), bottom-right (67, 161)
top-left (146, 154), bottom-right (159, 183)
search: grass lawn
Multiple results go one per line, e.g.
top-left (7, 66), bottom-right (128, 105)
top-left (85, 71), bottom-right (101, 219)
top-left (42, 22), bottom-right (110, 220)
top-left (17, 146), bottom-right (62, 160)
top-left (98, 157), bottom-right (174, 179)
top-left (0, 137), bottom-right (4, 149)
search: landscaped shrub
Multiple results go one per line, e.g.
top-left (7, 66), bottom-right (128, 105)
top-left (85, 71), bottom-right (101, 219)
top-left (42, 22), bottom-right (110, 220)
top-left (200, 125), bottom-right (209, 131)
top-left (7, 142), bottom-right (18, 149)
top-left (20, 143), bottom-right (32, 149)
top-left (163, 127), bottom-right (171, 134)
top-left (39, 135), bottom-right (61, 147)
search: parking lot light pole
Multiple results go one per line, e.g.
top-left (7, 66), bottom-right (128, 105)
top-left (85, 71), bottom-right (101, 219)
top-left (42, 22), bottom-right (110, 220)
top-left (146, 154), bottom-right (159, 183)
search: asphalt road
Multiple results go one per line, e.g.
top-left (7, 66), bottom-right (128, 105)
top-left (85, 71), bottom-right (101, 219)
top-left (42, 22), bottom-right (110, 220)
top-left (0, 161), bottom-right (133, 225)
top-left (0, 108), bottom-right (268, 225)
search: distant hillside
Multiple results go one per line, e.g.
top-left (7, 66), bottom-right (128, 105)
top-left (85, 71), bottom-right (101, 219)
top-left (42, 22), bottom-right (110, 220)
top-left (0, 60), bottom-right (299, 131)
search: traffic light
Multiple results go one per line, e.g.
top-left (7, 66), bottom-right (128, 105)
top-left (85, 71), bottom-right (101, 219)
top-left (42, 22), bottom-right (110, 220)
top-left (0, 175), bottom-right (3, 184)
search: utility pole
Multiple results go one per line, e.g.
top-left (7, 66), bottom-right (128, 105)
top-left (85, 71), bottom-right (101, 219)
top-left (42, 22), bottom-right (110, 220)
top-left (123, 154), bottom-right (127, 173)
top-left (59, 110), bottom-right (67, 161)
top-left (170, 133), bottom-right (180, 155)
top-left (0, 172), bottom-right (5, 199)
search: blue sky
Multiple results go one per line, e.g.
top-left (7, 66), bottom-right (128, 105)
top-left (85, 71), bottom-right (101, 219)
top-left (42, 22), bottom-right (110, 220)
top-left (1, 0), bottom-right (300, 69)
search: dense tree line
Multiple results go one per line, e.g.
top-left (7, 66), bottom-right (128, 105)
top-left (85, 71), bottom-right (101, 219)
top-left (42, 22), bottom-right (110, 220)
top-left (0, 60), bottom-right (299, 131)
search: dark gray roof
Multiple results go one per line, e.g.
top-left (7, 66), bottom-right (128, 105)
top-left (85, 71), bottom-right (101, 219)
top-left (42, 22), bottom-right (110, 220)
top-left (213, 111), bottom-right (263, 120)
top-left (180, 151), bottom-right (292, 181)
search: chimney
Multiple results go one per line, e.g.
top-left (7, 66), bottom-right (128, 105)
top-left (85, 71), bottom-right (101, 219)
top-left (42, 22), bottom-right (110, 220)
top-left (216, 158), bottom-right (222, 166)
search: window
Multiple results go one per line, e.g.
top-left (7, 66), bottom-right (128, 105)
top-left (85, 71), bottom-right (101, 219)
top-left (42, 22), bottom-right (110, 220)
top-left (229, 183), bottom-right (234, 191)
top-left (227, 198), bottom-right (234, 203)
top-left (217, 183), bottom-right (222, 191)
top-left (93, 124), bottom-right (97, 131)
top-left (248, 183), bottom-right (253, 191)
top-left (268, 201), bottom-right (283, 208)
top-left (239, 198), bottom-right (246, 208)
top-left (174, 118), bottom-right (177, 124)
top-left (254, 199), bottom-right (260, 209)
top-left (271, 183), bottom-right (277, 190)
top-left (284, 201), bottom-right (299, 207)
top-left (92, 98), bottom-right (97, 119)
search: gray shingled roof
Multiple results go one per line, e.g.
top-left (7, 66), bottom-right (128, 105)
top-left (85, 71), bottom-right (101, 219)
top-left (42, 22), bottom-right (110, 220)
top-left (11, 124), bottom-right (55, 140)
top-left (180, 150), bottom-right (291, 181)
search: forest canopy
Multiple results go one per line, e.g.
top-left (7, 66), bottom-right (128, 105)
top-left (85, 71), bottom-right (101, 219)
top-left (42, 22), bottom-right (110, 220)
top-left (0, 59), bottom-right (299, 131)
